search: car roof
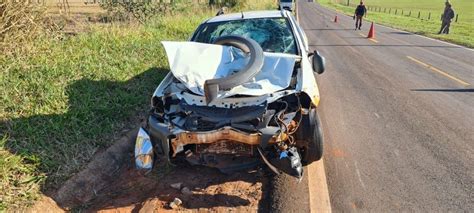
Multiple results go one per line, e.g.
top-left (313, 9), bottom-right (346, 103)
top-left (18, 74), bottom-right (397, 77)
top-left (206, 10), bottom-right (288, 23)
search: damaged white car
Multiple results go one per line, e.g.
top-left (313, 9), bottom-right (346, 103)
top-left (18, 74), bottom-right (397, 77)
top-left (135, 10), bottom-right (326, 179)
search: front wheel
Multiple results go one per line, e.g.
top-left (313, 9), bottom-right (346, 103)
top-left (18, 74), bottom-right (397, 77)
top-left (295, 108), bottom-right (324, 165)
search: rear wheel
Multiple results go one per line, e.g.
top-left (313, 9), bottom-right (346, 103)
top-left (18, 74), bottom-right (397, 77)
top-left (295, 108), bottom-right (323, 165)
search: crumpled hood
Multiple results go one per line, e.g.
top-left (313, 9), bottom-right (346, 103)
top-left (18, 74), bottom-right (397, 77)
top-left (162, 41), bottom-right (297, 98)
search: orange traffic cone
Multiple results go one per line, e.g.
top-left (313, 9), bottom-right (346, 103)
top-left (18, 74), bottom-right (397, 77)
top-left (334, 15), bottom-right (338, 23)
top-left (367, 22), bottom-right (375, 38)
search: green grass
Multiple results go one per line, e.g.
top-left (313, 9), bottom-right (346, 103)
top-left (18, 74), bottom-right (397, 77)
top-left (319, 0), bottom-right (474, 47)
top-left (0, 1), bottom-right (275, 210)
top-left (0, 10), bottom-right (211, 211)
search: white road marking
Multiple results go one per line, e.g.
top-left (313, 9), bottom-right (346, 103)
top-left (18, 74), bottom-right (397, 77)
top-left (308, 159), bottom-right (332, 213)
top-left (374, 113), bottom-right (380, 118)
top-left (298, 3), bottom-right (332, 212)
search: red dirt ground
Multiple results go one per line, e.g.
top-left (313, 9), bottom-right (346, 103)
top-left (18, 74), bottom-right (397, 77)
top-left (30, 129), bottom-right (269, 212)
top-left (86, 162), bottom-right (266, 212)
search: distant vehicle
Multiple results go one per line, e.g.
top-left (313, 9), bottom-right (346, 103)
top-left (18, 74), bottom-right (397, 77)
top-left (134, 10), bottom-right (326, 179)
top-left (279, 0), bottom-right (294, 11)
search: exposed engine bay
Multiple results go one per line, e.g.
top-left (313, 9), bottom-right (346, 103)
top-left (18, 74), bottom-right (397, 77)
top-left (135, 36), bottom-right (324, 179)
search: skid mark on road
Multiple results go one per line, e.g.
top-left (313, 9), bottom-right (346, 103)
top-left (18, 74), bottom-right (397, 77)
top-left (354, 162), bottom-right (366, 189)
top-left (407, 56), bottom-right (471, 86)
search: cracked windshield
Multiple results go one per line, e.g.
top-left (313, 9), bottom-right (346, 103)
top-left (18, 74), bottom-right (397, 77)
top-left (194, 18), bottom-right (297, 54)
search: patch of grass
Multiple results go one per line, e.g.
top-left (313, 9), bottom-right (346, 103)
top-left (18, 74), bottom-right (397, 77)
top-left (0, 136), bottom-right (42, 209)
top-left (334, 0), bottom-right (474, 22)
top-left (0, 1), bottom-right (276, 210)
top-left (0, 12), bottom-right (209, 211)
top-left (319, 0), bottom-right (474, 47)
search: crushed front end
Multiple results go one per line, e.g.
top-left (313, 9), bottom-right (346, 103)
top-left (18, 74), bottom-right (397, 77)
top-left (134, 36), bottom-right (322, 179)
top-left (144, 90), bottom-right (309, 178)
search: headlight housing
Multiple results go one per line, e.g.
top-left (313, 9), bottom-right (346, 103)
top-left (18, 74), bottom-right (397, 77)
top-left (135, 128), bottom-right (154, 170)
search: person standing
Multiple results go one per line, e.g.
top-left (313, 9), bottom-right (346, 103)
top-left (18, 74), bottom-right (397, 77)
top-left (216, 7), bottom-right (228, 16)
top-left (439, 1), bottom-right (455, 34)
top-left (354, 1), bottom-right (367, 30)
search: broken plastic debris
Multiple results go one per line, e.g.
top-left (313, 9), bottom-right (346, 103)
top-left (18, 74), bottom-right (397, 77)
top-left (134, 128), bottom-right (154, 170)
top-left (279, 151), bottom-right (288, 159)
top-left (169, 198), bottom-right (182, 209)
top-left (270, 147), bottom-right (303, 178)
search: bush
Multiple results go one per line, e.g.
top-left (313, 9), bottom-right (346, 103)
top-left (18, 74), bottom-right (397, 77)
top-left (99, 1), bottom-right (172, 23)
top-left (0, 2), bottom-right (58, 57)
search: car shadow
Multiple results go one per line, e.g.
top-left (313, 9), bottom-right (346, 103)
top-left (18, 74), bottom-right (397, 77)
top-left (2, 66), bottom-right (272, 211)
top-left (1, 67), bottom-right (166, 200)
top-left (386, 31), bottom-right (413, 35)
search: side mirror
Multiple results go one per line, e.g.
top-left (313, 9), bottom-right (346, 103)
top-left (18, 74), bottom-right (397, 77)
top-left (310, 51), bottom-right (326, 74)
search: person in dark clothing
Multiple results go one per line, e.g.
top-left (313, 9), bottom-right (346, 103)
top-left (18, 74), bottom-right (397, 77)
top-left (439, 2), bottom-right (455, 34)
top-left (354, 1), bottom-right (367, 30)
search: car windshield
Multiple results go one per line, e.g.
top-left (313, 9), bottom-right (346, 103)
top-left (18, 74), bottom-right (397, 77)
top-left (193, 18), bottom-right (298, 55)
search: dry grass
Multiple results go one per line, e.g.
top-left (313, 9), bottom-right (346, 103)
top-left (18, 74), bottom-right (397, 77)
top-left (0, 2), bottom-right (54, 57)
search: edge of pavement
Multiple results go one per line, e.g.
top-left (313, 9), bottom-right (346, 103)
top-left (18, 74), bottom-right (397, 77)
top-left (296, 2), bottom-right (333, 213)
top-left (309, 0), bottom-right (473, 52)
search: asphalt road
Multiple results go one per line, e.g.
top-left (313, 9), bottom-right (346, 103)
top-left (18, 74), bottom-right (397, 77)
top-left (297, 1), bottom-right (474, 211)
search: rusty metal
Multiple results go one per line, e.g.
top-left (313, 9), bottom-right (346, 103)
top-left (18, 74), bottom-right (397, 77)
top-left (196, 141), bottom-right (253, 155)
top-left (171, 127), bottom-right (294, 156)
top-left (171, 118), bottom-right (301, 156)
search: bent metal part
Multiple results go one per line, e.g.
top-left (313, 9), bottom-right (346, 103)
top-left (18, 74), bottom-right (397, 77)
top-left (134, 10), bottom-right (326, 179)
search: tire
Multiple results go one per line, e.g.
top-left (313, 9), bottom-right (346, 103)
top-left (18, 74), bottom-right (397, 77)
top-left (204, 35), bottom-right (264, 103)
top-left (296, 108), bottom-right (324, 165)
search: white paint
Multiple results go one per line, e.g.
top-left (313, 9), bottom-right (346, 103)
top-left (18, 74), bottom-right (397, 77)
top-left (354, 162), bottom-right (366, 189)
